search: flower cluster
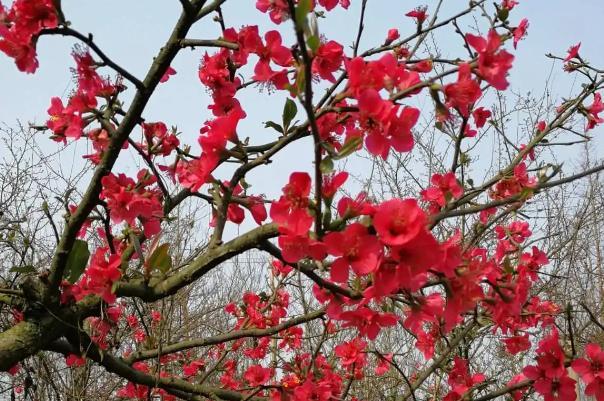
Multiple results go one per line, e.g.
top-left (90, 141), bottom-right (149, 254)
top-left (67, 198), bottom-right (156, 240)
top-left (0, 0), bottom-right (58, 72)
top-left (100, 169), bottom-right (164, 237)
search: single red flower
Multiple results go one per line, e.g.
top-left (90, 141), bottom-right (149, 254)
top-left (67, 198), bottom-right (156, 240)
top-left (564, 42), bottom-right (581, 62)
top-left (321, 171), bottom-right (348, 200)
top-left (46, 97), bottom-right (84, 142)
top-left (585, 92), bottom-right (604, 131)
top-left (65, 354), bottom-right (86, 367)
top-left (312, 40), bottom-right (344, 82)
top-left (405, 6), bottom-right (428, 24)
top-left (160, 66), bottom-right (176, 83)
top-left (373, 198), bottom-right (427, 246)
top-left (340, 307), bottom-right (398, 340)
top-left (572, 343), bottom-right (604, 400)
top-left (385, 29), bottom-right (400, 45)
top-left (334, 338), bottom-right (367, 368)
top-left (324, 223), bottom-right (382, 282)
top-left (466, 30), bottom-right (514, 90)
top-left (256, 0), bottom-right (291, 24)
top-left (472, 107), bottom-right (492, 128)
top-left (244, 365), bottom-right (272, 387)
top-left (318, 0), bottom-right (350, 11)
top-left (443, 63), bottom-right (482, 117)
top-left (513, 19), bottom-right (529, 49)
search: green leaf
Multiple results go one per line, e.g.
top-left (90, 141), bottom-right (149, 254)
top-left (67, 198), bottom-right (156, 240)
top-left (296, 68), bottom-right (306, 94)
top-left (146, 243), bottom-right (172, 274)
top-left (307, 35), bottom-right (320, 53)
top-left (295, 0), bottom-right (312, 28)
top-left (10, 265), bottom-right (35, 274)
top-left (65, 239), bottom-right (90, 284)
top-left (264, 121), bottom-right (284, 134)
top-left (334, 136), bottom-right (363, 159)
top-left (282, 98), bottom-right (298, 132)
top-left (497, 7), bottom-right (509, 22)
top-left (319, 157), bottom-right (334, 174)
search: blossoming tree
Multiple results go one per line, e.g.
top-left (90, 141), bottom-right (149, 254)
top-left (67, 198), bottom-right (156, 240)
top-left (1, 0), bottom-right (604, 400)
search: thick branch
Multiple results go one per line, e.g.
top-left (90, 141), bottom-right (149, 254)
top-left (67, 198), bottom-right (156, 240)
top-left (115, 223), bottom-right (279, 301)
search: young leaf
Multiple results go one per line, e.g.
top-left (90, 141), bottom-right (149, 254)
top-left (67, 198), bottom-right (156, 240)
top-left (65, 239), bottom-right (90, 284)
top-left (283, 98), bottom-right (298, 132)
top-left (146, 243), bottom-right (172, 274)
top-left (320, 157), bottom-right (334, 173)
top-left (264, 121), bottom-right (284, 134)
top-left (295, 0), bottom-right (312, 28)
top-left (307, 35), bottom-right (320, 53)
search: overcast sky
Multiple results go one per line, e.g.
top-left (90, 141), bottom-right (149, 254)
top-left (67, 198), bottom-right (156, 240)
top-left (0, 0), bottom-right (602, 203)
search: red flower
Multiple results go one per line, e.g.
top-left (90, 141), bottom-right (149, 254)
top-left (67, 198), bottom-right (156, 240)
top-left (256, 0), bottom-right (291, 24)
top-left (340, 307), bottom-right (398, 340)
top-left (253, 30), bottom-right (292, 84)
top-left (312, 40), bottom-right (344, 83)
top-left (271, 172), bottom-right (313, 235)
top-left (490, 162), bottom-right (536, 200)
top-left (278, 233), bottom-right (326, 263)
top-left (142, 122), bottom-right (180, 156)
top-left (503, 333), bottom-right (531, 354)
top-left (472, 107), bottom-right (492, 128)
top-left (337, 192), bottom-right (374, 218)
top-left (160, 66), bottom-right (176, 83)
top-left (246, 196), bottom-right (268, 225)
top-left (373, 199), bottom-right (427, 246)
top-left (65, 354), bottom-right (86, 367)
top-left (334, 338), bottom-right (367, 368)
top-left (244, 365), bottom-right (272, 386)
top-left (572, 343), bottom-right (604, 401)
top-left (183, 360), bottom-right (205, 377)
top-left (410, 59), bottom-right (433, 73)
top-left (46, 97), bottom-right (84, 142)
top-left (0, 28), bottom-right (38, 72)
top-left (385, 29), bottom-right (399, 45)
top-left (346, 57), bottom-right (386, 96)
top-left (72, 247), bottom-right (122, 304)
top-left (523, 331), bottom-right (575, 401)
top-left (443, 63), bottom-right (482, 117)
top-left (100, 170), bottom-right (164, 236)
top-left (7, 363), bottom-right (20, 376)
top-left (72, 49), bottom-right (117, 97)
top-left (528, 374), bottom-right (577, 401)
top-left (501, 0), bottom-right (519, 10)
top-left (466, 30), bottom-right (514, 90)
top-left (444, 357), bottom-right (485, 401)
top-left (324, 223), bottom-right (382, 282)
top-left (318, 0), bottom-right (350, 11)
top-left (375, 354), bottom-right (392, 376)
top-left (321, 171), bottom-right (348, 200)
top-left (176, 157), bottom-right (216, 192)
top-left (513, 18), bottom-right (529, 49)
top-left (585, 92), bottom-right (604, 131)
top-left (358, 89), bottom-right (419, 158)
top-left (564, 42), bottom-right (581, 62)
top-left (279, 326), bottom-right (303, 350)
top-left (0, 0), bottom-right (58, 73)
top-left (272, 260), bottom-right (292, 276)
top-left (405, 6), bottom-right (428, 24)
top-left (421, 172), bottom-right (463, 212)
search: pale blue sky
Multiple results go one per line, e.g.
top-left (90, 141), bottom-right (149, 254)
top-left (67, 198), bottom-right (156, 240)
top-left (0, 0), bottom-right (602, 200)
